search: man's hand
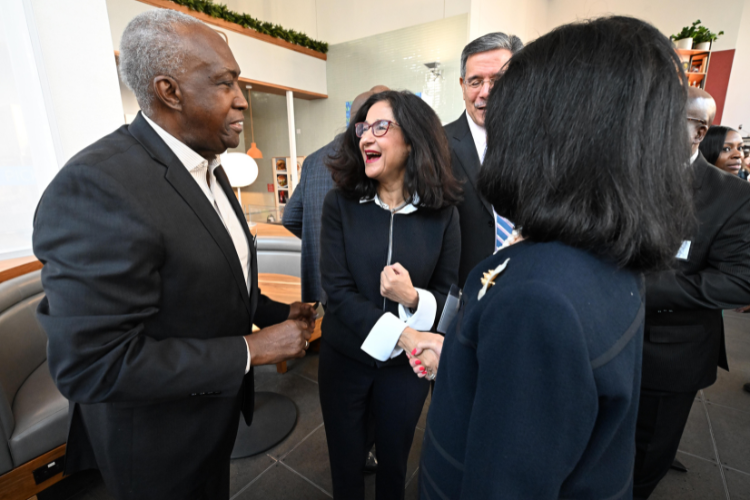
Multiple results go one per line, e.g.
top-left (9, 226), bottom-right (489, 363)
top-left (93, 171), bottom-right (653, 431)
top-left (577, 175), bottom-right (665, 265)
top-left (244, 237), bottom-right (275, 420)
top-left (244, 320), bottom-right (312, 366)
top-left (289, 302), bottom-right (316, 333)
top-left (381, 263), bottom-right (419, 308)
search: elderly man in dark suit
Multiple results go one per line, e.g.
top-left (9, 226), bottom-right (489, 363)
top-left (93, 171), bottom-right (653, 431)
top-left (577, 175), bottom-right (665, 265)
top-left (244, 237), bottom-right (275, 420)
top-left (444, 32), bottom-right (523, 287)
top-left (33, 9), bottom-right (314, 500)
top-left (283, 85), bottom-right (388, 304)
top-left (634, 88), bottom-right (750, 498)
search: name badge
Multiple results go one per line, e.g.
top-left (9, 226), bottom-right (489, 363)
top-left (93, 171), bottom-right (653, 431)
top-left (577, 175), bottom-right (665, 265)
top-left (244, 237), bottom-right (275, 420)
top-left (676, 240), bottom-right (691, 260)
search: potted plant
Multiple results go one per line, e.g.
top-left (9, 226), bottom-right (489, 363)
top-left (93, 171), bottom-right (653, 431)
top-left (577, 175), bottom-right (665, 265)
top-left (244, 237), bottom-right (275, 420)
top-left (671, 20), bottom-right (699, 50)
top-left (693, 22), bottom-right (724, 50)
top-left (671, 20), bottom-right (724, 51)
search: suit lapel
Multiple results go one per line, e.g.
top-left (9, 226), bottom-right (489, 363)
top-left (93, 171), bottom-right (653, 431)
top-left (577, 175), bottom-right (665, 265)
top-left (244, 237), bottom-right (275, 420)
top-left (451, 113), bottom-right (493, 215)
top-left (215, 166), bottom-right (259, 318)
top-left (128, 113), bottom-right (253, 318)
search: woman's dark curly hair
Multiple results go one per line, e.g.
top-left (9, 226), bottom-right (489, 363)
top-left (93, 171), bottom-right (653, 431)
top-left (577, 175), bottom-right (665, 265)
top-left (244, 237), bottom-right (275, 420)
top-left (326, 90), bottom-right (462, 209)
top-left (479, 16), bottom-right (694, 272)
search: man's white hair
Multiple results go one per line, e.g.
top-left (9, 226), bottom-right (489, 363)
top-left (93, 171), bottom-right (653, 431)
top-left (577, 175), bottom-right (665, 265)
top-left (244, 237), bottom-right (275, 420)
top-left (119, 9), bottom-right (202, 115)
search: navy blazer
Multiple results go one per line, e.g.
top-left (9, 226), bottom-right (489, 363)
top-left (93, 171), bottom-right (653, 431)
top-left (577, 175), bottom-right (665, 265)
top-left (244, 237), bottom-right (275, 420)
top-left (421, 241), bottom-right (644, 499)
top-left (320, 189), bottom-right (460, 367)
top-left (33, 113), bottom-right (289, 496)
top-left (283, 136), bottom-right (339, 302)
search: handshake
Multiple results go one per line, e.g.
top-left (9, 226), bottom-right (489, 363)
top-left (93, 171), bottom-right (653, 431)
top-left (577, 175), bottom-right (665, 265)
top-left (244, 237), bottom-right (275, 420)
top-left (380, 262), bottom-right (444, 381)
top-left (401, 328), bottom-right (444, 381)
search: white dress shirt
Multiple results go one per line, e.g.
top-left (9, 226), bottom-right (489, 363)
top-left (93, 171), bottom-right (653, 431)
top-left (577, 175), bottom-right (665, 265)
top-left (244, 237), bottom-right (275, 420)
top-left (357, 194), bottom-right (438, 362)
top-left (465, 110), bottom-right (487, 163)
top-left (142, 114), bottom-right (253, 373)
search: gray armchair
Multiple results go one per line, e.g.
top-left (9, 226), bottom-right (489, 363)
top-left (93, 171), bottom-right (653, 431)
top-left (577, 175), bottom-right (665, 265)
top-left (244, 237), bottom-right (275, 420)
top-left (256, 236), bottom-right (301, 277)
top-left (0, 269), bottom-right (68, 499)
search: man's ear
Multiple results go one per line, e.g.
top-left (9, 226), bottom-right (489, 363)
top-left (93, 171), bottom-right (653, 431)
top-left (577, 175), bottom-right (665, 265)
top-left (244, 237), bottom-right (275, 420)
top-left (153, 76), bottom-right (182, 111)
top-left (696, 124), bottom-right (709, 144)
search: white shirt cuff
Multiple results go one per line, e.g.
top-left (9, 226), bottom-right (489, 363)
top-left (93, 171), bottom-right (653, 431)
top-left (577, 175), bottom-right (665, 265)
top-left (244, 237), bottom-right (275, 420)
top-left (398, 288), bottom-right (437, 331)
top-left (244, 337), bottom-right (251, 374)
top-left (360, 312), bottom-right (407, 362)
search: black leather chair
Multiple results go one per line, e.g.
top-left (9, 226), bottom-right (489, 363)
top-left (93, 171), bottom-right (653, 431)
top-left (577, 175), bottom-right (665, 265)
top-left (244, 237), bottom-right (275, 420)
top-left (0, 269), bottom-right (68, 499)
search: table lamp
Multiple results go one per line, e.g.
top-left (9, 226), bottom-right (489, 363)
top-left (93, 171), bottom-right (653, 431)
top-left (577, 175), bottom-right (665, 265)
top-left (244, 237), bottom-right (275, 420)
top-left (220, 152), bottom-right (259, 200)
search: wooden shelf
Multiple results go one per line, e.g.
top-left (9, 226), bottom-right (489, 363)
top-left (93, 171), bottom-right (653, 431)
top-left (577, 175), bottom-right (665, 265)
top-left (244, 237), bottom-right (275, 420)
top-left (136, 0), bottom-right (326, 61)
top-left (676, 48), bottom-right (711, 56)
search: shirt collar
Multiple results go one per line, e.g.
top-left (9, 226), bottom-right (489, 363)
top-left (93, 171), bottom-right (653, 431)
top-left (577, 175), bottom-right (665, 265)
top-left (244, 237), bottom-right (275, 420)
top-left (360, 193), bottom-right (420, 214)
top-left (142, 113), bottom-right (221, 173)
top-left (465, 110), bottom-right (487, 163)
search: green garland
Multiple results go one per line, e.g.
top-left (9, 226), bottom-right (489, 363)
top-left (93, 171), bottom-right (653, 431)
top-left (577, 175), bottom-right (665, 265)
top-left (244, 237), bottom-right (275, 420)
top-left (169, 0), bottom-right (328, 54)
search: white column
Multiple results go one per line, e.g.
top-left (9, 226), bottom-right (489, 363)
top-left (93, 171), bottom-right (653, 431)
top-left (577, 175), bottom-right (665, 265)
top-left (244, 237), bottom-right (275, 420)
top-left (0, 0), bottom-right (123, 259)
top-left (723, 0), bottom-right (750, 128)
top-left (27, 0), bottom-right (124, 165)
top-left (286, 90), bottom-right (299, 194)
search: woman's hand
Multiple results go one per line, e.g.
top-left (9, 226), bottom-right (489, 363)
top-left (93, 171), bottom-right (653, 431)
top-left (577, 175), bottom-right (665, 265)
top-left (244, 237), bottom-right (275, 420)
top-left (380, 263), bottom-right (419, 308)
top-left (409, 348), bottom-right (440, 379)
top-left (401, 331), bottom-right (444, 380)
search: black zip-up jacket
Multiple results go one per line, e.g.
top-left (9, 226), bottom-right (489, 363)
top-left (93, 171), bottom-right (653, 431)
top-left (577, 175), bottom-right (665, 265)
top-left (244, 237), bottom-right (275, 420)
top-left (320, 188), bottom-right (461, 367)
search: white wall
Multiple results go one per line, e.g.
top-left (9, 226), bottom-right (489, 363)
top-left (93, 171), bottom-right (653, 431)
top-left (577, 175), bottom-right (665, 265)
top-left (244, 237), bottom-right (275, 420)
top-left (317, 0), bottom-right (470, 45)
top-left (105, 0), bottom-right (327, 96)
top-left (468, 0), bottom-right (547, 44)
top-left (205, 0), bottom-right (470, 45)
top-left (722, 0), bottom-right (750, 129)
top-left (544, 0), bottom-right (745, 52)
top-left (469, 0), bottom-right (744, 49)
top-left (29, 0), bottom-right (124, 163)
top-left (0, 0), bottom-right (123, 259)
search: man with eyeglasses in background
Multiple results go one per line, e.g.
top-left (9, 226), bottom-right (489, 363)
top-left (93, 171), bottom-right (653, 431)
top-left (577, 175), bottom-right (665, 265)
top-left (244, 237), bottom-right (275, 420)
top-left (445, 32), bottom-right (523, 288)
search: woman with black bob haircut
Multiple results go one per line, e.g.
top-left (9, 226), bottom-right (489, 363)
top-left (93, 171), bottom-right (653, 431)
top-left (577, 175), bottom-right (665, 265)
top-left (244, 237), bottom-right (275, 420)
top-left (418, 17), bottom-right (694, 499)
top-left (319, 90), bottom-right (461, 499)
top-left (700, 125), bottom-right (746, 176)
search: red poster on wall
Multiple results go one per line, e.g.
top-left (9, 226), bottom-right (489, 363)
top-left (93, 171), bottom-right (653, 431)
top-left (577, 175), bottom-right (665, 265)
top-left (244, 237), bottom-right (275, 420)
top-left (705, 49), bottom-right (735, 125)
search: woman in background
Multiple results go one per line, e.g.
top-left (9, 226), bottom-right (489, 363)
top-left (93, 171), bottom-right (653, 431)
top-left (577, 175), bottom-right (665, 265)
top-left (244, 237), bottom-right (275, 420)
top-left (417, 16), bottom-right (694, 499)
top-left (700, 125), bottom-right (746, 176)
top-left (319, 90), bottom-right (461, 500)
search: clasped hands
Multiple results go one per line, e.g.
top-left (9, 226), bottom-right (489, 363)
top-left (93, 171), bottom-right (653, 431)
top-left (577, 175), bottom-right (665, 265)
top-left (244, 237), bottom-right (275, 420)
top-left (244, 302), bottom-right (316, 366)
top-left (381, 263), bottom-right (443, 380)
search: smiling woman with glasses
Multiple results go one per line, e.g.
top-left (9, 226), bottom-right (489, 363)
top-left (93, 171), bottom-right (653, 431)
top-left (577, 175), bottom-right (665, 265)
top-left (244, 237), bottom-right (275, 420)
top-left (318, 90), bottom-right (461, 499)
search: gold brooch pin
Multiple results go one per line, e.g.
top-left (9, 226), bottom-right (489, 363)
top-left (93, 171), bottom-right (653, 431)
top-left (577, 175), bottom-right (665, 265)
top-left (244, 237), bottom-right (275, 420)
top-left (478, 258), bottom-right (510, 300)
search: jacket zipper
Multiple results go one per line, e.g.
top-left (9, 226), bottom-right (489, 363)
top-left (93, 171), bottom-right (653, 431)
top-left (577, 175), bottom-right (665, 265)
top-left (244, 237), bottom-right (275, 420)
top-left (383, 210), bottom-right (395, 310)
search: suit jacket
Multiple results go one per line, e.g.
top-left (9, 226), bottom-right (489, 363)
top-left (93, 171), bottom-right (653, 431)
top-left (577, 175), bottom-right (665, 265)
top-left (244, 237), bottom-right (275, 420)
top-left (642, 152), bottom-right (750, 393)
top-left (422, 242), bottom-right (643, 499)
top-left (444, 113), bottom-right (495, 287)
top-left (320, 189), bottom-right (460, 367)
top-left (282, 136), bottom-right (340, 302)
top-left (32, 113), bottom-right (290, 498)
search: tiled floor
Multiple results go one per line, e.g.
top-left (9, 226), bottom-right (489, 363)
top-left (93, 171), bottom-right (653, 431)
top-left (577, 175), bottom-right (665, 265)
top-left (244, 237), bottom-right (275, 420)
top-left (40, 312), bottom-right (750, 500)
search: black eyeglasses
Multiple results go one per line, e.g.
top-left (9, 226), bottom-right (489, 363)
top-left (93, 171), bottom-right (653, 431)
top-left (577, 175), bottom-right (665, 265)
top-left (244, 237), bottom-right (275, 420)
top-left (355, 120), bottom-right (400, 138)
